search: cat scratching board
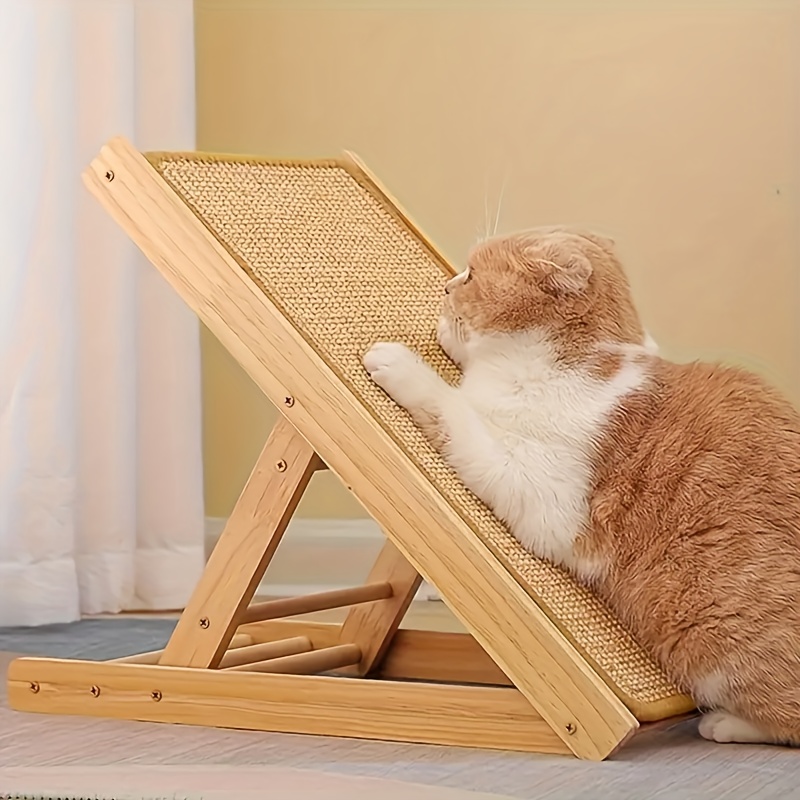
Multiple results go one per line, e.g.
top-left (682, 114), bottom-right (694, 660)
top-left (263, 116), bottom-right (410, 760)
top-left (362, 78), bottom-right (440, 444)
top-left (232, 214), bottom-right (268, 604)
top-left (7, 137), bottom-right (694, 761)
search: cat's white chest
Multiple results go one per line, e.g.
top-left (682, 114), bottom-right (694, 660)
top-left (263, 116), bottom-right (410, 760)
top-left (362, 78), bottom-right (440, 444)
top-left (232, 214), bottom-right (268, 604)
top-left (448, 356), bottom-right (645, 578)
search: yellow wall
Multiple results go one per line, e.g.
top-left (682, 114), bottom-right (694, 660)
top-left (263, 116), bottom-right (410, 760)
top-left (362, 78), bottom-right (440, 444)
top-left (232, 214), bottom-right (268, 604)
top-left (195, 0), bottom-right (799, 519)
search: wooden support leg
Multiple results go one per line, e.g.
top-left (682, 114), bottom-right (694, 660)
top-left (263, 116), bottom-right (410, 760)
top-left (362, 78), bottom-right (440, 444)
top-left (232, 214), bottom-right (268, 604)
top-left (338, 539), bottom-right (422, 675)
top-left (159, 415), bottom-right (320, 668)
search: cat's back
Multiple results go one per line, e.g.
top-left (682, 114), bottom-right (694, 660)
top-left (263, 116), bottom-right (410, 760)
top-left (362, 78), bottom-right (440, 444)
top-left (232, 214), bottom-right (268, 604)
top-left (597, 356), bottom-right (800, 504)
top-left (592, 354), bottom-right (800, 559)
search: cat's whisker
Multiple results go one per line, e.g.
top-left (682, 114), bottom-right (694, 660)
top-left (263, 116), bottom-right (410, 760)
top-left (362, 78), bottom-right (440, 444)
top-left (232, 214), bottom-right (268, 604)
top-left (482, 181), bottom-right (491, 242)
top-left (492, 171), bottom-right (508, 237)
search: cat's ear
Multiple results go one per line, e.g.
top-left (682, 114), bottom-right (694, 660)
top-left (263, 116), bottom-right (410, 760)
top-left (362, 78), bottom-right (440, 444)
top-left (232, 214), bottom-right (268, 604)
top-left (528, 248), bottom-right (592, 296)
top-left (540, 253), bottom-right (592, 295)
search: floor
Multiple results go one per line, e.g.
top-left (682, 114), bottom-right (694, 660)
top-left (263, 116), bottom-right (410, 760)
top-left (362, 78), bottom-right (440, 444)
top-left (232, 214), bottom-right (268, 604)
top-left (0, 763), bottom-right (513, 800)
top-left (2, 605), bottom-right (800, 799)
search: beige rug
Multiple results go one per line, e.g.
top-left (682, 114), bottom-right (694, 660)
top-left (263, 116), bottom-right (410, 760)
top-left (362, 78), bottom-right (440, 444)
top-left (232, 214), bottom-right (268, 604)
top-left (0, 764), bottom-right (511, 800)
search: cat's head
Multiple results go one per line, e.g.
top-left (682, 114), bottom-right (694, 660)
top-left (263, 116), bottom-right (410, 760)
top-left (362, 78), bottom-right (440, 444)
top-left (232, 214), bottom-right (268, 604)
top-left (438, 226), bottom-right (646, 365)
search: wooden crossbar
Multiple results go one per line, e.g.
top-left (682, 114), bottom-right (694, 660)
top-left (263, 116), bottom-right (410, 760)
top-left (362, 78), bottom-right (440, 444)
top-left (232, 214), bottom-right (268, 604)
top-left (218, 637), bottom-right (312, 668)
top-left (225, 644), bottom-right (363, 675)
top-left (242, 583), bottom-right (393, 624)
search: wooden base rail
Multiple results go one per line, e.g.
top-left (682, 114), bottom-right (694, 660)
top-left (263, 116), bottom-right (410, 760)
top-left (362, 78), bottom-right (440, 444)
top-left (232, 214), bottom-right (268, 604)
top-left (8, 656), bottom-right (569, 754)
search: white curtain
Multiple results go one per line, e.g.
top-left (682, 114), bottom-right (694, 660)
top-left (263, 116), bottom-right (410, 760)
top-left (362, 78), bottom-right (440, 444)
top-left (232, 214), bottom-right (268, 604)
top-left (0, 0), bottom-right (204, 626)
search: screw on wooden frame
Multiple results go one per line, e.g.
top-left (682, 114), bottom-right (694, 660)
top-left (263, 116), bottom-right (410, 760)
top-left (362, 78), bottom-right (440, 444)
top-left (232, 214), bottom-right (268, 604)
top-left (151, 690), bottom-right (163, 702)
top-left (29, 682), bottom-right (39, 694)
top-left (276, 460), bottom-right (288, 472)
top-left (284, 396), bottom-right (295, 407)
top-left (105, 170), bottom-right (114, 182)
top-left (199, 617), bottom-right (210, 629)
top-left (565, 722), bottom-right (577, 735)
top-left (90, 685), bottom-right (101, 697)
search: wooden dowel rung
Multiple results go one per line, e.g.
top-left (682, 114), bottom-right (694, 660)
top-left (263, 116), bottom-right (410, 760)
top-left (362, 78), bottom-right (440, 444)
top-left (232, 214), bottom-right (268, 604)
top-left (241, 582), bottom-right (393, 624)
top-left (218, 636), bottom-right (312, 668)
top-left (225, 644), bottom-right (362, 675)
top-left (111, 632), bottom-right (255, 665)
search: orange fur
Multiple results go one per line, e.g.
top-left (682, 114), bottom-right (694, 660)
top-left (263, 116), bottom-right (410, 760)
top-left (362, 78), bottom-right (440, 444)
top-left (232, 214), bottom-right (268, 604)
top-left (451, 227), bottom-right (645, 363)
top-left (587, 357), bottom-right (800, 744)
top-left (447, 227), bottom-right (800, 745)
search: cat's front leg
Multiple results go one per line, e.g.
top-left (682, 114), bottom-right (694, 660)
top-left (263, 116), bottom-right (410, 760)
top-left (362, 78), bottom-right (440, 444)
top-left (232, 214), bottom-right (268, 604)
top-left (364, 342), bottom-right (450, 447)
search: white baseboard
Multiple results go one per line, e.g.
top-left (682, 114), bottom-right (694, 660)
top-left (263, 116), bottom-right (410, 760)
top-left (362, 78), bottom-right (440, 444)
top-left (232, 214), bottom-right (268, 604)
top-left (205, 517), bottom-right (441, 601)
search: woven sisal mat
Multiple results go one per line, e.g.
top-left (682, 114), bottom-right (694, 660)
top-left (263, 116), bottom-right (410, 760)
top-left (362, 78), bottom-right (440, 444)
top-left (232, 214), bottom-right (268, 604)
top-left (146, 151), bottom-right (691, 721)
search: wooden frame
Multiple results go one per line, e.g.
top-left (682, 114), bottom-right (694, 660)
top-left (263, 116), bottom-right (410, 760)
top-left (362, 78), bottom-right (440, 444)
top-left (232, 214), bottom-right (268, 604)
top-left (7, 419), bottom-right (569, 756)
top-left (5, 136), bottom-right (688, 761)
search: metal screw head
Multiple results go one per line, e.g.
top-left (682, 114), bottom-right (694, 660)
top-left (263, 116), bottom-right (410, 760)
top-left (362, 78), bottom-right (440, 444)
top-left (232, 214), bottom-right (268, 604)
top-left (565, 722), bottom-right (577, 735)
top-left (90, 685), bottom-right (101, 697)
top-left (29, 682), bottom-right (40, 694)
top-left (105, 169), bottom-right (114, 182)
top-left (276, 459), bottom-right (287, 472)
top-left (199, 617), bottom-right (210, 629)
top-left (284, 396), bottom-right (295, 408)
top-left (151, 690), bottom-right (163, 702)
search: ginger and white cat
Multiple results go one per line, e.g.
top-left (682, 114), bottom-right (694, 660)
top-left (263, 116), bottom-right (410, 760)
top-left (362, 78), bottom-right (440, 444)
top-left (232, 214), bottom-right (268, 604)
top-left (363, 226), bottom-right (800, 746)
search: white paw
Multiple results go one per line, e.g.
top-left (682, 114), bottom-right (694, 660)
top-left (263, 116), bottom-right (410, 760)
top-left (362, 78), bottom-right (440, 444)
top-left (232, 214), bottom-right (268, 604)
top-left (364, 341), bottom-right (419, 385)
top-left (698, 710), bottom-right (770, 744)
top-left (363, 342), bottom-right (428, 402)
top-left (364, 341), bottom-right (447, 413)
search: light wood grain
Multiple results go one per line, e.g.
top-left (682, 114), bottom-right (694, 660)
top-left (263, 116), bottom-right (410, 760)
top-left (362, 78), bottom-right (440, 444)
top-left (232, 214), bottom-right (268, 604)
top-left (80, 136), bottom-right (638, 760)
top-left (218, 637), bottom-right (312, 668)
top-left (158, 416), bottom-right (319, 668)
top-left (242, 583), bottom-right (392, 625)
top-left (339, 540), bottom-right (422, 675)
top-left (378, 629), bottom-right (513, 686)
top-left (8, 657), bottom-right (569, 755)
top-left (225, 644), bottom-right (361, 675)
top-left (244, 620), bottom-right (513, 686)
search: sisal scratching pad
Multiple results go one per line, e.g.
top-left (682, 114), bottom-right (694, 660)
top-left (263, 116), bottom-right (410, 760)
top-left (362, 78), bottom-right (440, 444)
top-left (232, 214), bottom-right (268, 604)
top-left (146, 150), bottom-right (692, 721)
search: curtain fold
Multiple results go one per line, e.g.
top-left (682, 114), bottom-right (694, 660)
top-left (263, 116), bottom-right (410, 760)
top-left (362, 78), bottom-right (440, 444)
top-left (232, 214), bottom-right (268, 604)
top-left (0, 0), bottom-right (204, 626)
